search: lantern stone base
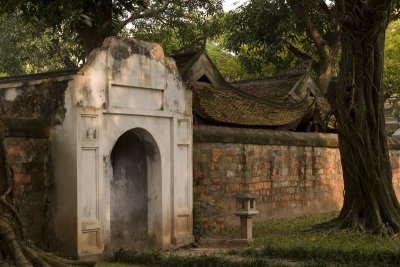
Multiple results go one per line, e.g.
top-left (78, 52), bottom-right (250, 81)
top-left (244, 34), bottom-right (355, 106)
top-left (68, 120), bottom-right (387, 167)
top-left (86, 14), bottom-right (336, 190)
top-left (240, 216), bottom-right (253, 240)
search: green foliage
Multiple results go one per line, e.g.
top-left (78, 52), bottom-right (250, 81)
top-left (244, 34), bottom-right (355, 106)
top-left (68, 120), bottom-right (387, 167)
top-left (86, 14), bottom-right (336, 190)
top-left (225, 213), bottom-right (400, 267)
top-left (206, 42), bottom-right (275, 81)
top-left (224, 0), bottom-right (322, 74)
top-left (384, 19), bottom-right (400, 100)
top-left (0, 12), bottom-right (83, 75)
top-left (0, 0), bottom-right (223, 74)
top-left (0, 0), bottom-right (224, 54)
top-left (127, 3), bottom-right (225, 55)
top-left (392, 0), bottom-right (400, 20)
top-left (218, 213), bottom-right (336, 239)
top-left (108, 249), bottom-right (289, 267)
top-left (0, 0), bottom-right (224, 74)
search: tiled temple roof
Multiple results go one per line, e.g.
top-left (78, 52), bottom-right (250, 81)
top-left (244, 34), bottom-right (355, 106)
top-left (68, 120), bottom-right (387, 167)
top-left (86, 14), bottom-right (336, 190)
top-left (172, 51), bottom-right (231, 87)
top-left (231, 74), bottom-right (304, 101)
top-left (173, 51), bottom-right (201, 75)
top-left (192, 82), bottom-right (314, 127)
top-left (173, 51), bottom-right (324, 129)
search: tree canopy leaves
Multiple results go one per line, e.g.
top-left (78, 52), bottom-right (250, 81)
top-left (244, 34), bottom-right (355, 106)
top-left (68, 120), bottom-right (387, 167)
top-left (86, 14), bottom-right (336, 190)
top-left (0, 12), bottom-right (84, 75)
top-left (225, 0), bottom-right (340, 93)
top-left (384, 19), bottom-right (400, 100)
top-left (206, 41), bottom-right (275, 81)
top-left (225, 1), bottom-right (333, 70)
top-left (127, 5), bottom-right (225, 55)
top-left (0, 0), bottom-right (224, 75)
top-left (0, 0), bottom-right (223, 54)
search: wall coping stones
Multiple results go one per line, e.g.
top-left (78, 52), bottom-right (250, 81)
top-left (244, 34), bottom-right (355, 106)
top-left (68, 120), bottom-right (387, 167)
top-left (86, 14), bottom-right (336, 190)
top-left (0, 69), bottom-right (78, 90)
top-left (194, 125), bottom-right (400, 149)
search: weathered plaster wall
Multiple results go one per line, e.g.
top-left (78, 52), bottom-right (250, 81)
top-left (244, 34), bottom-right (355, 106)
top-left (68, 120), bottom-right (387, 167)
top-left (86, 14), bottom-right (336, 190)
top-left (193, 126), bottom-right (400, 233)
top-left (0, 37), bottom-right (195, 257)
top-left (51, 37), bottom-right (193, 256)
top-left (0, 71), bottom-right (73, 125)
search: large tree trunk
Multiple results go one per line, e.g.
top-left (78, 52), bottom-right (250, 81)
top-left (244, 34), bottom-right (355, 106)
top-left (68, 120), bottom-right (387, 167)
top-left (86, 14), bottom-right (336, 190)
top-left (323, 0), bottom-right (400, 233)
top-left (317, 52), bottom-right (338, 95)
top-left (289, 1), bottom-right (341, 95)
top-left (75, 0), bottom-right (114, 55)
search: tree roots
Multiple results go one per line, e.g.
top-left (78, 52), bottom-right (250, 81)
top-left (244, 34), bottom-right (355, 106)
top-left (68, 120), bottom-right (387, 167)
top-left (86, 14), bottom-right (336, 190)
top-left (0, 238), bottom-right (96, 267)
top-left (313, 209), bottom-right (397, 237)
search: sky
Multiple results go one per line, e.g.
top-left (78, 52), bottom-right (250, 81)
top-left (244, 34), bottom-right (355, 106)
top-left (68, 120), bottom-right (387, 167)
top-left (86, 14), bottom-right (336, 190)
top-left (223, 0), bottom-right (248, 11)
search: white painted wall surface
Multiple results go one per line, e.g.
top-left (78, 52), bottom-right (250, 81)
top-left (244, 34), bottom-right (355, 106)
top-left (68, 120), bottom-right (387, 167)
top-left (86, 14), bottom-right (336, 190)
top-left (51, 37), bottom-right (193, 257)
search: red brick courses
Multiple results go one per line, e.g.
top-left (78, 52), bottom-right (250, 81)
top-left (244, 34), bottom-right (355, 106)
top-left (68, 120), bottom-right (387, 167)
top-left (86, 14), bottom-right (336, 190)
top-left (194, 142), bottom-right (400, 234)
top-left (5, 137), bottom-right (48, 248)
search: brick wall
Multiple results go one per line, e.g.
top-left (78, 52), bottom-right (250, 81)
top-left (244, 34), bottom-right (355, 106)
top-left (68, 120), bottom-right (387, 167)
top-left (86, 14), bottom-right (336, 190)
top-left (2, 118), bottom-right (50, 249)
top-left (0, 73), bottom-right (71, 248)
top-left (7, 137), bottom-right (48, 247)
top-left (391, 150), bottom-right (400, 197)
top-left (193, 126), bottom-right (400, 233)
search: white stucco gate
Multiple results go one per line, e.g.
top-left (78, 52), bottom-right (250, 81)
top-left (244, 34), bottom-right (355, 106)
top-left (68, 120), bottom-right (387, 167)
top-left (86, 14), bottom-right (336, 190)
top-left (51, 37), bottom-right (193, 256)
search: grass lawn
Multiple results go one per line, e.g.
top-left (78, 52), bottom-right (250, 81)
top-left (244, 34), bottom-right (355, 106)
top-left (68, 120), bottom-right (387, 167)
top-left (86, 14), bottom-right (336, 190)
top-left (101, 213), bottom-right (400, 267)
top-left (223, 213), bottom-right (400, 266)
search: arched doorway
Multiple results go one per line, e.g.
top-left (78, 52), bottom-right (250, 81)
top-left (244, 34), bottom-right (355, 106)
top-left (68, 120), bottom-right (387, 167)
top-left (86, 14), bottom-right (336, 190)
top-left (110, 128), bottom-right (161, 248)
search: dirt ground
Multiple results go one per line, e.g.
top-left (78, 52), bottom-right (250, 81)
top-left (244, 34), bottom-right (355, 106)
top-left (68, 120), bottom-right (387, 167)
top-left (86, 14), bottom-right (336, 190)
top-left (170, 237), bottom-right (301, 266)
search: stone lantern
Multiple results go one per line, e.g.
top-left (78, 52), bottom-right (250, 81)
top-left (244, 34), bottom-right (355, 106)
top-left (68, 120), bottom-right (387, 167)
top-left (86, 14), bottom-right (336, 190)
top-left (234, 192), bottom-right (259, 240)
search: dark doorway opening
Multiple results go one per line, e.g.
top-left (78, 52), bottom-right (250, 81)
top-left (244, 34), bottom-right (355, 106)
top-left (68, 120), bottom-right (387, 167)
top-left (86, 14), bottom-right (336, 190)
top-left (110, 130), bottom-right (148, 248)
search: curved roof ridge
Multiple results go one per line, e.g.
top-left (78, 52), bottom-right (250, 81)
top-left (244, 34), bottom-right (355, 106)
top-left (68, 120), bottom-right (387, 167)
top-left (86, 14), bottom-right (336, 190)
top-left (230, 72), bottom-right (304, 85)
top-left (192, 83), bottom-right (314, 127)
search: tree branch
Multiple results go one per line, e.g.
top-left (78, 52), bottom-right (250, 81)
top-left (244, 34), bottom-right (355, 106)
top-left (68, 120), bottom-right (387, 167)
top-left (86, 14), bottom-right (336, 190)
top-left (323, 30), bottom-right (340, 51)
top-left (318, 0), bottom-right (332, 17)
top-left (286, 43), bottom-right (313, 61)
top-left (286, 43), bottom-right (321, 74)
top-left (367, 0), bottom-right (392, 28)
top-left (288, 1), bottom-right (331, 59)
top-left (119, 0), bottom-right (171, 30)
top-left (369, 0), bottom-right (392, 10)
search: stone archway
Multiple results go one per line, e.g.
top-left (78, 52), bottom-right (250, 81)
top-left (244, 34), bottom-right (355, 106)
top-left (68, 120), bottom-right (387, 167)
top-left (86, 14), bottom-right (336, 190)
top-left (110, 128), bottom-right (161, 248)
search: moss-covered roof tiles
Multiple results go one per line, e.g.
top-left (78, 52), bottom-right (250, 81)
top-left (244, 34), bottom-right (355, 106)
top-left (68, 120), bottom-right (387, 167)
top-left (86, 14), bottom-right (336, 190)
top-left (231, 74), bottom-right (306, 103)
top-left (192, 82), bottom-right (314, 127)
